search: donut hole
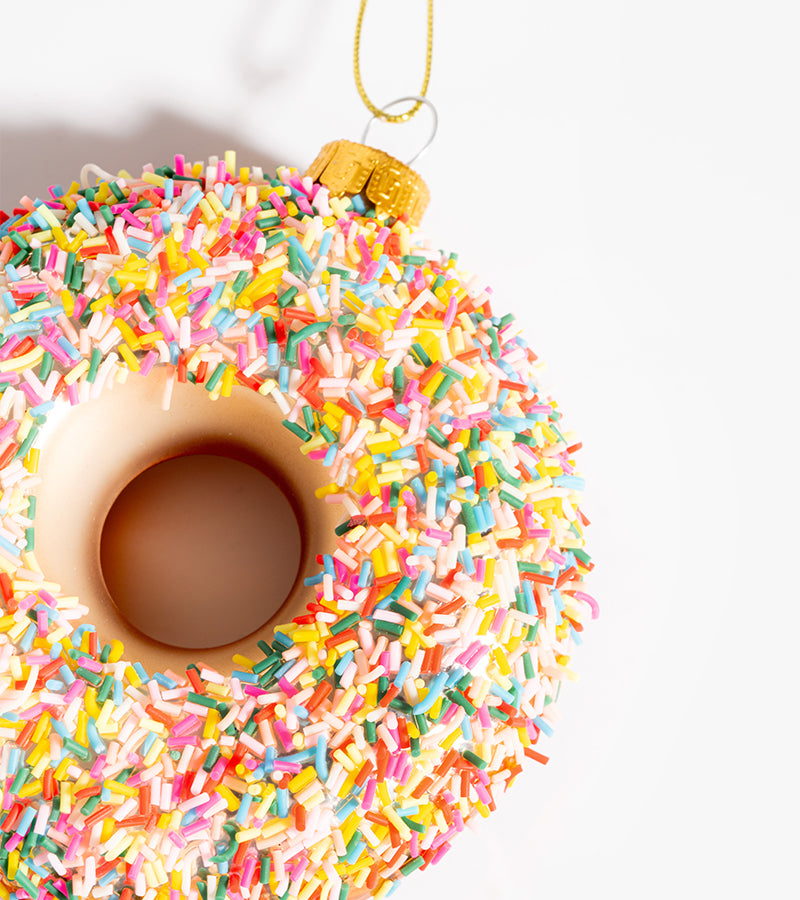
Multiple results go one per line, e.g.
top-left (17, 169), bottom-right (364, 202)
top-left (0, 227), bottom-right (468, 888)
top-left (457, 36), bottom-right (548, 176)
top-left (32, 370), bottom-right (339, 674)
top-left (99, 452), bottom-right (302, 649)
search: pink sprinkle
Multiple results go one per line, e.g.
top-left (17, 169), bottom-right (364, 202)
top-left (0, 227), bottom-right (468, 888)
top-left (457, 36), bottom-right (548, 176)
top-left (348, 340), bottom-right (379, 360)
top-left (268, 192), bottom-right (287, 217)
top-left (254, 321), bottom-right (267, 351)
top-left (490, 607), bottom-right (507, 634)
top-left (298, 339), bottom-right (311, 374)
top-left (139, 350), bottom-right (158, 377)
top-left (443, 295), bottom-right (458, 330)
top-left (574, 590), bottom-right (600, 619)
top-left (0, 336), bottom-right (20, 360)
top-left (278, 677), bottom-right (298, 698)
top-left (37, 335), bottom-right (72, 366)
top-left (361, 778), bottom-right (376, 810)
top-left (0, 420), bottom-right (19, 442)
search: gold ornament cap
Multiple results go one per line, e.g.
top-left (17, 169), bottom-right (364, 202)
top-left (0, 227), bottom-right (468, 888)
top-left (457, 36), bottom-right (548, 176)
top-left (307, 140), bottom-right (430, 225)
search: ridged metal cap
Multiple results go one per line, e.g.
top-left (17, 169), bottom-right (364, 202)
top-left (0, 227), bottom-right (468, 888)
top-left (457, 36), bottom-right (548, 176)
top-left (307, 140), bottom-right (430, 225)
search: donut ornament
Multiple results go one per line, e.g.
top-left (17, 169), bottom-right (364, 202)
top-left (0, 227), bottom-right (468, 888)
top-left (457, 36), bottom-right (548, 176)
top-left (0, 140), bottom-right (597, 900)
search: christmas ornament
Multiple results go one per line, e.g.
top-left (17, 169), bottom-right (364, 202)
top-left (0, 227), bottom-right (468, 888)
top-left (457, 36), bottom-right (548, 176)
top-left (0, 3), bottom-right (596, 898)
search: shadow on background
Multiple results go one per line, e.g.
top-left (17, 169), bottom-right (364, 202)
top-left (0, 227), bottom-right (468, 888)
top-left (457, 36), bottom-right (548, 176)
top-left (0, 109), bottom-right (284, 212)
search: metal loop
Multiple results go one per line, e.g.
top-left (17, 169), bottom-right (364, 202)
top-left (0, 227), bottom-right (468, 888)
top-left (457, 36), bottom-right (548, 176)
top-left (360, 96), bottom-right (438, 167)
top-left (80, 163), bottom-right (118, 189)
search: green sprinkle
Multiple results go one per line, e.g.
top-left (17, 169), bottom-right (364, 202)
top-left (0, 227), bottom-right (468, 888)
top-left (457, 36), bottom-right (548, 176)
top-left (448, 690), bottom-right (477, 715)
top-left (330, 613), bottom-right (360, 635)
top-left (463, 750), bottom-right (488, 770)
top-left (203, 746), bottom-right (221, 772)
top-left (187, 692), bottom-right (216, 709)
top-left (426, 425), bottom-right (448, 447)
top-left (204, 361), bottom-right (227, 392)
top-left (76, 667), bottom-right (102, 687)
top-left (375, 620), bottom-right (404, 637)
top-left (282, 420), bottom-right (312, 442)
top-left (87, 347), bottom-right (102, 383)
top-left (400, 856), bottom-right (425, 876)
top-left (38, 351), bottom-right (53, 381)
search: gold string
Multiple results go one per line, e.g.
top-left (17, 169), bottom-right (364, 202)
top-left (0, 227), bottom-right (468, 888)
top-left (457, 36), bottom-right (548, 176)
top-left (354, 0), bottom-right (434, 123)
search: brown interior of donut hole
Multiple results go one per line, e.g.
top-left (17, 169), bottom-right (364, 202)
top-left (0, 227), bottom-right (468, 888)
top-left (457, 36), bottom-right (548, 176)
top-left (33, 368), bottom-right (339, 675)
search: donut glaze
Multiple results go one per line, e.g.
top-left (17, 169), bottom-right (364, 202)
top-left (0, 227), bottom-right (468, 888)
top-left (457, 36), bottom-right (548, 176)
top-left (0, 154), bottom-right (596, 900)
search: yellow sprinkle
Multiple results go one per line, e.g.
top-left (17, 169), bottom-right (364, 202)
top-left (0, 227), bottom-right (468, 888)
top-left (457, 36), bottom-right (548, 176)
top-left (142, 172), bottom-right (166, 188)
top-left (0, 347), bottom-right (44, 373)
top-left (124, 664), bottom-right (142, 687)
top-left (117, 344), bottom-right (140, 372)
top-left (235, 827), bottom-right (262, 843)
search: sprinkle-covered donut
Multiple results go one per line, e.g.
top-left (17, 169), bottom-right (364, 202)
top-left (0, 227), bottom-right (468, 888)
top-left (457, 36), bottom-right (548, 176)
top-left (0, 150), bottom-right (597, 900)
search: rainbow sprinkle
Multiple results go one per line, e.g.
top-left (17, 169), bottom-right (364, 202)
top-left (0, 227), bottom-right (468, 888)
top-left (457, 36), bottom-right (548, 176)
top-left (0, 153), bottom-right (597, 900)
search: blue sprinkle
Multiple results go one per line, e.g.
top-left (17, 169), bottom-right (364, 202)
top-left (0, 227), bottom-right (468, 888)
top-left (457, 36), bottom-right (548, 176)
top-left (87, 719), bottom-right (106, 754)
top-left (127, 237), bottom-right (153, 254)
top-left (357, 560), bottom-right (373, 589)
top-left (287, 236), bottom-right (314, 275)
top-left (412, 671), bottom-right (448, 715)
top-left (30, 401), bottom-right (55, 418)
top-left (522, 580), bottom-right (536, 615)
top-left (347, 391), bottom-right (366, 414)
top-left (533, 716), bottom-right (554, 737)
top-left (28, 305), bottom-right (63, 323)
top-left (393, 660), bottom-right (411, 688)
top-left (315, 736), bottom-right (328, 781)
top-left (335, 796), bottom-right (360, 821)
top-left (490, 683), bottom-right (515, 704)
top-left (334, 651), bottom-right (354, 676)
top-left (18, 623), bottom-right (36, 652)
top-left (181, 188), bottom-right (204, 216)
top-left (553, 475), bottom-right (585, 490)
top-left (276, 788), bottom-right (289, 817)
top-left (235, 793), bottom-right (253, 825)
top-left (0, 534), bottom-right (21, 557)
top-left (407, 566), bottom-right (433, 605)
top-left (458, 549), bottom-right (475, 576)
top-left (172, 267), bottom-right (202, 288)
top-left (56, 336), bottom-right (81, 361)
top-left (14, 806), bottom-right (36, 837)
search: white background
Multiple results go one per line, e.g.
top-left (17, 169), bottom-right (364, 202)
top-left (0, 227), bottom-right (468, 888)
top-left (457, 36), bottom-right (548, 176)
top-left (1, 2), bottom-right (797, 898)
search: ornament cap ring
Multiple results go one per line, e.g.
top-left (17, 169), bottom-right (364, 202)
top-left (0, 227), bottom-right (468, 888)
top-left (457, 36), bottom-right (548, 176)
top-left (360, 95), bottom-right (438, 166)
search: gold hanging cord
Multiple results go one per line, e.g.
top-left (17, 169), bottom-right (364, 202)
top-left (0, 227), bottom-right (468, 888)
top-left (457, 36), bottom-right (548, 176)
top-left (354, 0), bottom-right (434, 123)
